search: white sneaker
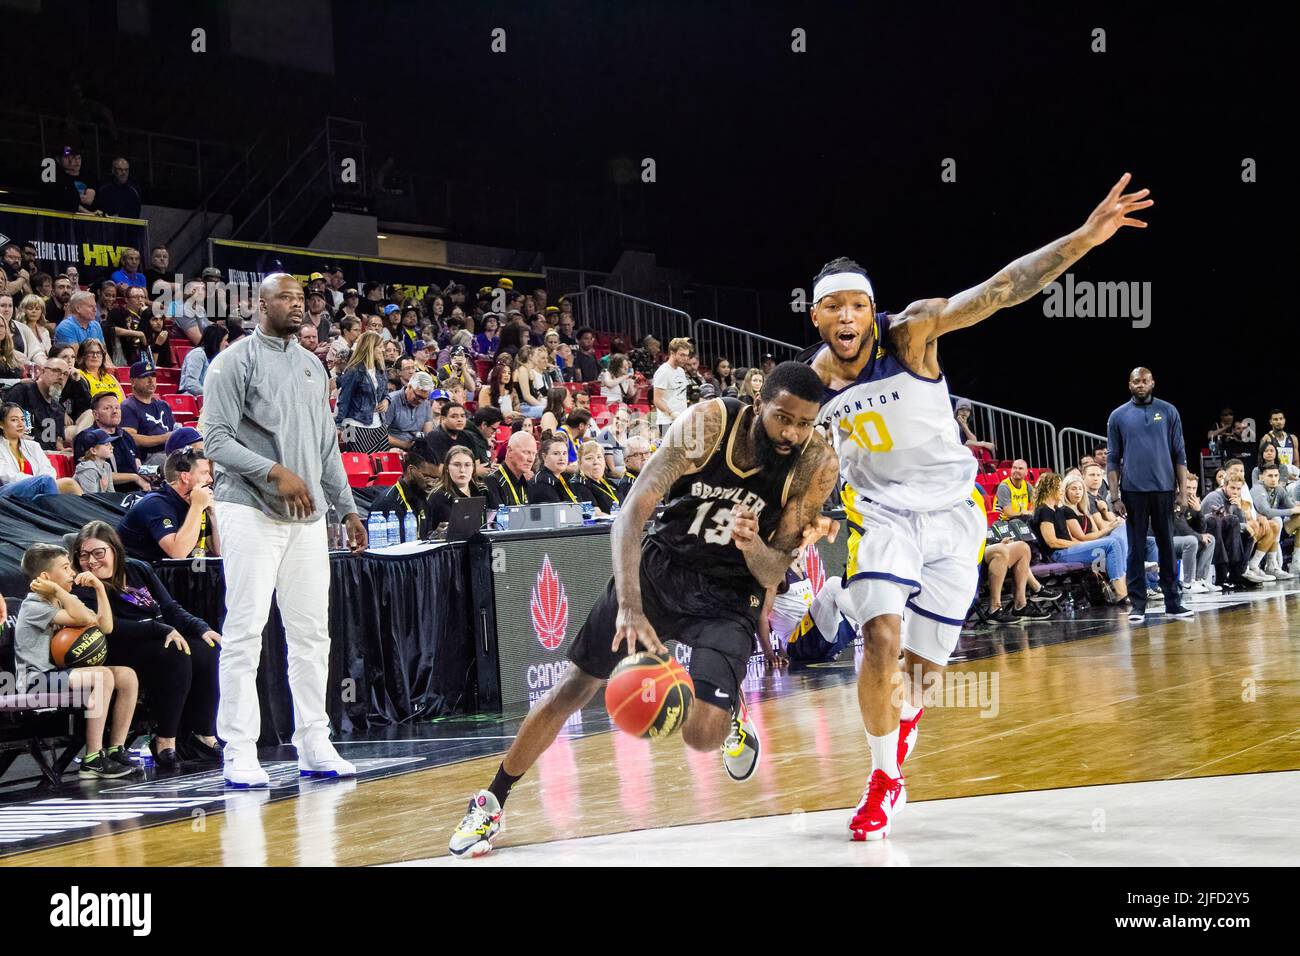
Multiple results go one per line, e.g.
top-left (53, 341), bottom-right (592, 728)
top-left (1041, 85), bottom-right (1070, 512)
top-left (298, 739), bottom-right (357, 778)
top-left (1187, 580), bottom-right (1209, 594)
top-left (1199, 578), bottom-right (1222, 592)
top-left (1241, 566), bottom-right (1271, 584)
top-left (1147, 588), bottom-right (1163, 600)
top-left (223, 753), bottom-right (271, 789)
top-left (1267, 564), bottom-right (1294, 580)
top-left (449, 789), bottom-right (503, 858)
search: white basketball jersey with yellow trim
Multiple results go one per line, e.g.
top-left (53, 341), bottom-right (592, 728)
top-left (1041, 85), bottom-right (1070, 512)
top-left (810, 313), bottom-right (977, 512)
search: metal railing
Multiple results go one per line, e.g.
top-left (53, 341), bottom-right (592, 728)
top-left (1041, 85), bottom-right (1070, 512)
top-left (1057, 427), bottom-right (1108, 475)
top-left (692, 319), bottom-right (802, 373)
top-left (952, 394), bottom-right (1058, 472)
top-left (570, 286), bottom-right (691, 351)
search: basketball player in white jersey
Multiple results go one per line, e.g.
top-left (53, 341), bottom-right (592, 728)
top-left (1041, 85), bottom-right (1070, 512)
top-left (800, 174), bottom-right (1153, 840)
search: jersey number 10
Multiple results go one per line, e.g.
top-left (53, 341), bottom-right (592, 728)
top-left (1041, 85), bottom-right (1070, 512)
top-left (840, 411), bottom-right (895, 452)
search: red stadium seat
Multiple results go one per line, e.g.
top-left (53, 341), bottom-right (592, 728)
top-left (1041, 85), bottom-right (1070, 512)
top-left (341, 452), bottom-right (372, 488)
top-left (155, 367), bottom-right (179, 387)
top-left (371, 471), bottom-right (400, 487)
top-left (173, 344), bottom-right (194, 365)
top-left (494, 424), bottom-right (513, 446)
top-left (162, 394), bottom-right (198, 417)
top-left (564, 382), bottom-right (585, 395)
top-left (474, 359), bottom-right (492, 381)
top-left (113, 367), bottom-right (132, 384)
top-left (371, 451), bottom-right (403, 474)
top-left (48, 452), bottom-right (74, 479)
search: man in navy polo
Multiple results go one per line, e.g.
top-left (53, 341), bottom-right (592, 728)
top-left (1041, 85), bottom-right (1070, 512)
top-left (117, 450), bottom-right (220, 561)
top-left (120, 359), bottom-right (177, 467)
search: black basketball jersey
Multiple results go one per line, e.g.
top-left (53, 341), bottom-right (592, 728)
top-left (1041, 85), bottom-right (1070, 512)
top-left (650, 398), bottom-right (800, 580)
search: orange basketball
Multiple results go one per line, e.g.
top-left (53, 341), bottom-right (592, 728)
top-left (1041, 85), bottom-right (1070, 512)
top-left (605, 652), bottom-right (695, 739)
top-left (50, 625), bottom-right (108, 669)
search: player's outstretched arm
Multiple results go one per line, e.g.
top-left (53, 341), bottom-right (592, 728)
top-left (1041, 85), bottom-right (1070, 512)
top-left (731, 439), bottom-right (841, 589)
top-left (609, 400), bottom-right (726, 654)
top-left (902, 173), bottom-right (1154, 341)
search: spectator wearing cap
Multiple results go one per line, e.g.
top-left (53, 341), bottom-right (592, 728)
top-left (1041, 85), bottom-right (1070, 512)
top-left (53, 291), bottom-right (106, 350)
top-left (120, 360), bottom-right (178, 467)
top-left (38, 145), bottom-right (85, 213)
top-left (330, 316), bottom-right (361, 364)
top-left (73, 427), bottom-right (118, 494)
top-left (89, 392), bottom-right (148, 491)
top-left (485, 430), bottom-right (536, 509)
top-left (436, 344), bottom-right (479, 392)
top-left (117, 450), bottom-right (220, 561)
top-left (179, 324), bottom-right (229, 397)
top-left (398, 305), bottom-right (422, 357)
top-left (110, 248), bottom-right (146, 289)
top-left (761, 353), bottom-right (776, 377)
top-left (166, 427), bottom-right (203, 457)
top-left (371, 445), bottom-right (439, 539)
top-left (171, 280), bottom-right (212, 346)
top-left (0, 401), bottom-right (83, 498)
top-left (383, 371), bottom-right (437, 450)
top-left (339, 288), bottom-right (360, 317)
top-left (7, 357), bottom-right (72, 451)
top-left (954, 397), bottom-right (997, 463)
top-left (305, 286), bottom-right (333, 341)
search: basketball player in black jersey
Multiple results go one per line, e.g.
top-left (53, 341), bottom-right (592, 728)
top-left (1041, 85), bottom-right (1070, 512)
top-left (449, 362), bottom-right (840, 857)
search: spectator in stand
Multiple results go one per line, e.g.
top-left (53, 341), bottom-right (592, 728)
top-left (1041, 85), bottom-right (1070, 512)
top-left (396, 305), bottom-right (422, 357)
top-left (528, 434), bottom-right (582, 504)
top-left (386, 354), bottom-right (414, 389)
top-left (17, 293), bottom-right (51, 361)
top-left (365, 313), bottom-right (388, 340)
top-left (436, 345), bottom-right (479, 392)
top-left (76, 339), bottom-right (123, 403)
top-left (574, 440), bottom-right (621, 514)
top-left (1107, 367), bottom-right (1193, 621)
top-left (383, 370), bottom-right (436, 450)
top-left (1061, 473), bottom-right (1145, 598)
top-left (618, 433), bottom-right (652, 495)
top-left (329, 316), bottom-right (361, 365)
top-left (297, 323), bottom-right (319, 355)
top-left (38, 146), bottom-right (89, 213)
top-left (109, 285), bottom-right (151, 365)
top-left (995, 459), bottom-right (1035, 519)
top-left (599, 353), bottom-right (637, 406)
top-left (166, 427), bottom-right (204, 458)
top-left (117, 450), bottom-right (220, 562)
top-left (371, 445), bottom-right (439, 538)
top-left (737, 367), bottom-right (763, 406)
top-left (760, 353), bottom-right (777, 378)
top-left (629, 335), bottom-right (661, 377)
top-left (110, 248), bottom-right (146, 289)
top-left (73, 427), bottom-right (118, 494)
top-left (179, 324), bottom-right (228, 397)
top-left (1198, 473), bottom-right (1254, 588)
top-left (980, 522), bottom-right (1054, 623)
top-left (597, 405), bottom-right (631, 478)
top-left (465, 406), bottom-right (502, 469)
top-left (557, 313), bottom-right (578, 346)
top-left (334, 331), bottom-right (390, 455)
top-left (54, 291), bottom-right (105, 349)
top-left (1249, 463), bottom-right (1299, 577)
top-left (419, 402), bottom-right (475, 472)
top-left (339, 288), bottom-right (360, 318)
top-left (515, 345), bottom-right (548, 418)
top-left (304, 288), bottom-right (333, 341)
top-left (0, 402), bottom-right (82, 497)
top-left (120, 360), bottom-right (177, 466)
top-left (0, 305), bottom-right (26, 375)
top-left (572, 327), bottom-right (601, 383)
top-left (1, 243), bottom-right (33, 300)
top-left (89, 393), bottom-right (149, 492)
top-left (712, 357), bottom-right (739, 397)
top-left (479, 362), bottom-right (520, 423)
top-left (1259, 409), bottom-right (1298, 471)
top-left (552, 408), bottom-right (593, 470)
top-left (51, 344), bottom-right (92, 432)
top-left (475, 314), bottom-right (501, 357)
top-left (652, 337), bottom-right (692, 434)
top-left (1207, 406), bottom-right (1249, 455)
top-left (145, 245), bottom-right (173, 298)
top-left (1032, 472), bottom-right (1130, 603)
top-left (71, 521), bottom-right (221, 768)
top-left (485, 430), bottom-right (536, 509)
top-left (170, 280), bottom-right (211, 347)
top-left (1253, 439), bottom-right (1299, 486)
top-left (96, 158), bottom-right (142, 219)
top-left (145, 310), bottom-right (173, 368)
top-left (498, 313), bottom-right (528, 355)
top-left (538, 386), bottom-right (572, 435)
top-left (954, 397), bottom-right (996, 463)
top-left (8, 357), bottom-right (71, 450)
top-left (427, 445), bottom-right (487, 531)
top-left (1172, 471), bottom-right (1217, 593)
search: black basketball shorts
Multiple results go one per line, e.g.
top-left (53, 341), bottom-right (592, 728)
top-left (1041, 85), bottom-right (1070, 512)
top-left (567, 539), bottom-right (761, 709)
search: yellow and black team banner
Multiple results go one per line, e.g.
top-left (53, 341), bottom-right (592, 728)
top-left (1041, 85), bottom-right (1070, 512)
top-left (0, 204), bottom-right (150, 284)
top-left (208, 238), bottom-right (545, 304)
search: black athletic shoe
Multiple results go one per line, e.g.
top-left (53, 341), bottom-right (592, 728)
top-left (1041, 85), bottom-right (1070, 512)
top-left (104, 746), bottom-right (142, 773)
top-left (1012, 602), bottom-right (1052, 621)
top-left (78, 753), bottom-right (136, 780)
top-left (181, 733), bottom-right (223, 764)
top-left (1030, 586), bottom-right (1063, 604)
top-left (990, 605), bottom-right (1018, 624)
top-left (1165, 604), bottom-right (1195, 619)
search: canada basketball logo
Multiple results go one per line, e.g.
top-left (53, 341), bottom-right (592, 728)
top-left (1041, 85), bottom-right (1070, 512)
top-left (805, 543), bottom-right (826, 594)
top-left (530, 555), bottom-right (570, 650)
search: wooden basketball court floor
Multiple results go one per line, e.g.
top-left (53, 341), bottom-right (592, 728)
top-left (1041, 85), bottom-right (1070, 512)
top-left (3, 586), bottom-right (1298, 867)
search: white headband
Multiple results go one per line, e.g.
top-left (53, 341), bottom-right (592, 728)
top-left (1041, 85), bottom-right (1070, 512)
top-left (812, 271), bottom-right (874, 304)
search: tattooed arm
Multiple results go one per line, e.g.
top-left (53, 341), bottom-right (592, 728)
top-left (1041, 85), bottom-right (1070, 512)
top-left (896, 173), bottom-right (1153, 344)
top-left (610, 400), bottom-right (725, 654)
top-left (731, 437), bottom-right (841, 589)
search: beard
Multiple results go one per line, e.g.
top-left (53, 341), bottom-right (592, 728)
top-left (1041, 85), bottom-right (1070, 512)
top-left (751, 418), bottom-right (799, 471)
top-left (48, 385), bottom-right (63, 402)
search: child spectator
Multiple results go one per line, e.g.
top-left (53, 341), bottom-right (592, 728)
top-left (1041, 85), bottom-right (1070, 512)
top-left (73, 427), bottom-right (117, 494)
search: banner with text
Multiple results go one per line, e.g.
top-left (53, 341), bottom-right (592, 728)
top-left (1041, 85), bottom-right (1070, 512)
top-left (0, 204), bottom-right (150, 286)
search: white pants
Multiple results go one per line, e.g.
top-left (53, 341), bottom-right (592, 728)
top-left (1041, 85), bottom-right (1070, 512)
top-left (216, 502), bottom-right (332, 759)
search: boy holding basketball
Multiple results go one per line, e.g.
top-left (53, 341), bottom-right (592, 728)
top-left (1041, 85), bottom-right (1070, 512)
top-left (14, 542), bottom-right (141, 780)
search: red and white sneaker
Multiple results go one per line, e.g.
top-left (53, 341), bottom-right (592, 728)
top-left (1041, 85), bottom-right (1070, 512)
top-left (898, 708), bottom-right (924, 767)
top-left (849, 769), bottom-right (907, 841)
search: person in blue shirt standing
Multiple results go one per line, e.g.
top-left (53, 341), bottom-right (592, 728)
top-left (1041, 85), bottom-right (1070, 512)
top-left (1106, 366), bottom-right (1194, 622)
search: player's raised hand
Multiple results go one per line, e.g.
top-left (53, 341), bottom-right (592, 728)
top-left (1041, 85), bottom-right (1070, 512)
top-left (612, 606), bottom-right (667, 656)
top-left (1079, 173), bottom-right (1153, 247)
top-left (799, 515), bottom-right (839, 550)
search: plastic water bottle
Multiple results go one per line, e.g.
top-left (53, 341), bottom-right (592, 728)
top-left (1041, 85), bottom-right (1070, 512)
top-left (609, 502), bottom-right (620, 519)
top-left (326, 505), bottom-right (342, 550)
top-left (366, 511), bottom-right (382, 549)
top-left (496, 505), bottom-right (509, 531)
top-left (403, 510), bottom-right (418, 543)
top-left (385, 511), bottom-right (399, 547)
top-left (581, 500), bottom-right (594, 522)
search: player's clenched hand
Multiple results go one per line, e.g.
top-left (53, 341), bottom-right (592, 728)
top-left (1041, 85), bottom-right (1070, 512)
top-left (730, 505), bottom-right (761, 553)
top-left (612, 606), bottom-right (667, 656)
top-left (268, 464), bottom-right (316, 519)
top-left (799, 515), bottom-right (839, 550)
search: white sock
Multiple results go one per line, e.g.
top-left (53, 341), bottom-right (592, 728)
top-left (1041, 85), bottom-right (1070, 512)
top-left (808, 581), bottom-right (843, 643)
top-left (1269, 547), bottom-right (1283, 567)
top-left (1250, 550), bottom-right (1266, 569)
top-left (868, 729), bottom-right (901, 779)
top-left (900, 700), bottom-right (920, 722)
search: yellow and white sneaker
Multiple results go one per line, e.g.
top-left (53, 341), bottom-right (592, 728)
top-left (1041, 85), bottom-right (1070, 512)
top-left (449, 789), bottom-right (503, 858)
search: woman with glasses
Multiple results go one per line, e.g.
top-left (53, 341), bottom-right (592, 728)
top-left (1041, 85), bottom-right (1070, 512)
top-left (75, 338), bottom-right (124, 402)
top-left (427, 445), bottom-right (486, 532)
top-left (71, 521), bottom-right (222, 769)
top-left (0, 402), bottom-right (83, 498)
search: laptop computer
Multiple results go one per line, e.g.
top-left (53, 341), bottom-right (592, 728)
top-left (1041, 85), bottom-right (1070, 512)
top-left (445, 496), bottom-right (487, 542)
